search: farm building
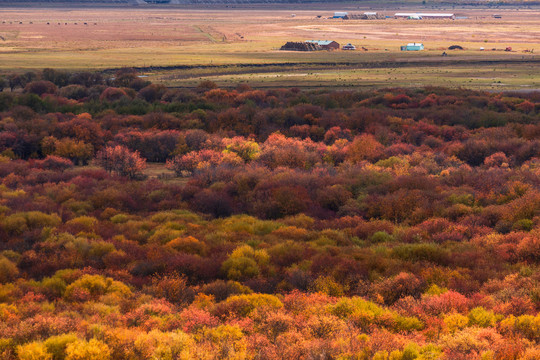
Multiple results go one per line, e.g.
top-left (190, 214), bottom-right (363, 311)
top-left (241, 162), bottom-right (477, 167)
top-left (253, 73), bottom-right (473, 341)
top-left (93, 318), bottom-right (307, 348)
top-left (342, 43), bottom-right (356, 50)
top-left (305, 40), bottom-right (340, 50)
top-left (333, 12), bottom-right (348, 19)
top-left (394, 13), bottom-right (455, 20)
top-left (401, 43), bottom-right (424, 51)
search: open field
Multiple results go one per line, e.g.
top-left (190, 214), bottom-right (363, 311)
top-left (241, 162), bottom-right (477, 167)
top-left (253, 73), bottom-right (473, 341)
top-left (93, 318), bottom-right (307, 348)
top-left (0, 6), bottom-right (539, 89)
top-left (155, 60), bottom-right (540, 91)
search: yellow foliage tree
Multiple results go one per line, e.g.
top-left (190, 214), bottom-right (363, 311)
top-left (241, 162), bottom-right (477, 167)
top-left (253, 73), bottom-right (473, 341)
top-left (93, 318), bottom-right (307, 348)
top-left (222, 245), bottom-right (269, 281)
top-left (65, 339), bottom-right (111, 360)
top-left (17, 341), bottom-right (52, 360)
top-left (203, 325), bottom-right (247, 360)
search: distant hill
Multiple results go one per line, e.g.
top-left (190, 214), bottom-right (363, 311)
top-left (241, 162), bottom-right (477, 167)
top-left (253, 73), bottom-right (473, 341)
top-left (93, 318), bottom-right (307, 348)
top-left (0, 0), bottom-right (331, 3)
top-left (0, 0), bottom-right (469, 3)
top-left (0, 0), bottom-right (536, 5)
top-left (0, 0), bottom-right (134, 2)
top-left (0, 0), bottom-right (372, 4)
top-left (0, 0), bottom-right (422, 7)
top-left (2, 0), bottom-right (349, 3)
top-left (0, 0), bottom-right (338, 2)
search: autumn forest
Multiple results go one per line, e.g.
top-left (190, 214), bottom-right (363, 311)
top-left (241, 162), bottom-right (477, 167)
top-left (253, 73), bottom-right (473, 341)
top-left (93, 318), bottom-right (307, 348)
top-left (0, 69), bottom-right (539, 360)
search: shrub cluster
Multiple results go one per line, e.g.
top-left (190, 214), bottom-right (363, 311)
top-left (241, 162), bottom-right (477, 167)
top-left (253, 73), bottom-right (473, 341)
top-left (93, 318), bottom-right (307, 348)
top-left (0, 70), bottom-right (538, 359)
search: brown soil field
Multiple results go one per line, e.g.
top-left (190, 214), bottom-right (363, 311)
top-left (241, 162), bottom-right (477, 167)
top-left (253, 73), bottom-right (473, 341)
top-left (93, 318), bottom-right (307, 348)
top-left (0, 6), bottom-right (539, 89)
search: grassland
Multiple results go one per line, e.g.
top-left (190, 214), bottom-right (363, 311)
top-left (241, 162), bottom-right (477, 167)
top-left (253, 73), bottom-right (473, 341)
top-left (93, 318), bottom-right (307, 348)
top-left (0, 6), bottom-right (539, 89)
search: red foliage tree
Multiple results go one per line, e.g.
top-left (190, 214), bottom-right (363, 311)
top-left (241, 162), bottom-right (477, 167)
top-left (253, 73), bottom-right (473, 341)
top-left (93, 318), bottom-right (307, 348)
top-left (24, 80), bottom-right (57, 96)
top-left (95, 145), bottom-right (146, 179)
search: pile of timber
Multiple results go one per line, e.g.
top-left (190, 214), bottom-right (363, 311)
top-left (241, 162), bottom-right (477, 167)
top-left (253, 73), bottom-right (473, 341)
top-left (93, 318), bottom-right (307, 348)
top-left (280, 42), bottom-right (321, 51)
top-left (347, 14), bottom-right (384, 20)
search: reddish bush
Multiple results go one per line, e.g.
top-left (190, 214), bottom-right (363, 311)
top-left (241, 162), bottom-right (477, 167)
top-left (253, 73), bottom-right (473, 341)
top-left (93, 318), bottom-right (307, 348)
top-left (100, 87), bottom-right (129, 102)
top-left (24, 80), bottom-right (57, 96)
top-left (347, 134), bottom-right (384, 163)
top-left (373, 272), bottom-right (425, 305)
top-left (167, 150), bottom-right (226, 175)
top-left (95, 145), bottom-right (146, 179)
top-left (34, 155), bottom-right (74, 171)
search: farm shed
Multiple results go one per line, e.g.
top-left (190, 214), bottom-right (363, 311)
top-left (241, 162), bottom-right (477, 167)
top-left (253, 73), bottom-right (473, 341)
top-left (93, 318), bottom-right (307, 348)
top-left (394, 13), bottom-right (455, 20)
top-left (401, 43), bottom-right (424, 51)
top-left (333, 12), bottom-right (348, 19)
top-left (305, 40), bottom-right (340, 50)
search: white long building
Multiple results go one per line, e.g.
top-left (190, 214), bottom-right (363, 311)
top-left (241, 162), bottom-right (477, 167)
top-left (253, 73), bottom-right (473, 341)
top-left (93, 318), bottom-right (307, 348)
top-left (394, 13), bottom-right (455, 19)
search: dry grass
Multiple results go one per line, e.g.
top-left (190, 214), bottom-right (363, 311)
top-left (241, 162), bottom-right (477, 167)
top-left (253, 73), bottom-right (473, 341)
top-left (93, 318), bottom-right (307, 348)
top-left (144, 162), bottom-right (175, 179)
top-left (0, 7), bottom-right (539, 89)
top-left (157, 62), bottom-right (540, 91)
